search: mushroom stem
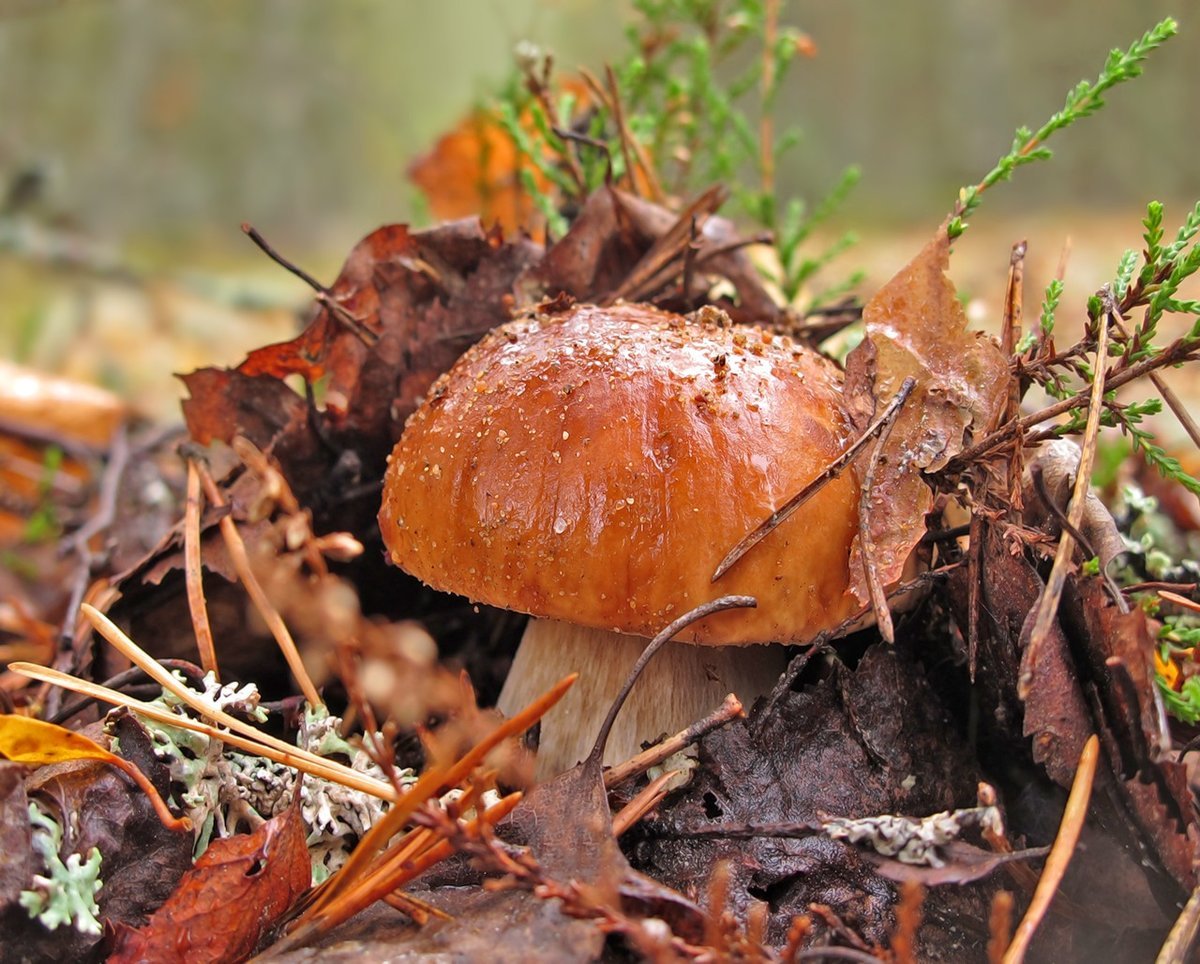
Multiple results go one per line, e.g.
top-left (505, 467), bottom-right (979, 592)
top-left (496, 618), bottom-right (789, 777)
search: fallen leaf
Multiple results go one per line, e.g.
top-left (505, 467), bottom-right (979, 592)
top-left (0, 360), bottom-right (126, 450)
top-left (0, 760), bottom-right (31, 908)
top-left (110, 798), bottom-right (310, 964)
top-left (633, 645), bottom-right (991, 955)
top-left (843, 225), bottom-right (1008, 603)
top-left (0, 714), bottom-right (184, 833)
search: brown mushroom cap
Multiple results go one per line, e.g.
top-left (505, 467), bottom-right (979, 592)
top-left (379, 302), bottom-right (860, 644)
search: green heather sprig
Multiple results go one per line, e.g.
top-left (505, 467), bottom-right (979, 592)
top-left (497, 0), bottom-right (861, 304)
top-left (948, 17), bottom-right (1177, 240)
top-left (1020, 198), bottom-right (1200, 496)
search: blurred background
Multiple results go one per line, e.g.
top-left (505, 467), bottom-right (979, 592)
top-left (1, 0), bottom-right (1197, 419)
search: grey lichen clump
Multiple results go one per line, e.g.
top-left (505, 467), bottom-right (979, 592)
top-left (129, 672), bottom-right (411, 881)
top-left (823, 804), bottom-right (1004, 867)
top-left (18, 801), bottom-right (104, 934)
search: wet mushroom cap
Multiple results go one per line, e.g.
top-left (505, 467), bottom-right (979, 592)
top-left (379, 301), bottom-right (860, 644)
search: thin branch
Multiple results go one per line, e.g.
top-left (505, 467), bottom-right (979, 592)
top-left (1001, 735), bottom-right (1099, 963)
top-left (952, 334), bottom-right (1200, 469)
top-left (858, 378), bottom-right (917, 643)
top-left (586, 596), bottom-right (757, 769)
top-left (604, 692), bottom-right (743, 788)
top-left (183, 458), bottom-right (218, 678)
top-left (1109, 313), bottom-right (1200, 453)
top-left (241, 222), bottom-right (378, 347)
top-left (194, 459), bottom-right (324, 709)
top-left (1156, 884), bottom-right (1200, 964)
top-left (9, 658), bottom-right (397, 801)
top-left (1019, 305), bottom-right (1112, 700)
top-left (714, 376), bottom-right (916, 582)
top-left (611, 768), bottom-right (680, 836)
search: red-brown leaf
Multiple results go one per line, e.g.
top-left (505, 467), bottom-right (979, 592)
top-left (109, 799), bottom-right (310, 964)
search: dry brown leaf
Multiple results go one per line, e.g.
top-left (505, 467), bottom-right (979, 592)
top-left (844, 225), bottom-right (1008, 603)
top-left (109, 798), bottom-right (310, 963)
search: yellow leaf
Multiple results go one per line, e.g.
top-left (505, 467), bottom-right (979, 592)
top-left (0, 713), bottom-right (119, 766)
top-left (0, 714), bottom-right (191, 833)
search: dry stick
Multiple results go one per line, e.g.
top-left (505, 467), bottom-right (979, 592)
top-left (1001, 241), bottom-right (1028, 515)
top-left (304, 674), bottom-right (577, 919)
top-left (967, 512), bottom-right (984, 682)
top-left (714, 376), bottom-right (917, 583)
top-left (231, 436), bottom-right (331, 578)
top-left (193, 459), bottom-right (323, 709)
top-left (241, 222), bottom-right (378, 347)
top-left (586, 596), bottom-right (757, 770)
top-left (953, 333), bottom-right (1199, 469)
top-left (278, 792), bottom-right (524, 953)
top-left (988, 891), bottom-right (1015, 964)
top-left (1002, 734), bottom-right (1099, 964)
top-left (8, 661), bottom-right (394, 800)
top-left (1156, 884), bottom-right (1200, 964)
top-left (1029, 461), bottom-right (1128, 613)
top-left (604, 692), bottom-right (743, 789)
top-left (760, 0), bottom-right (779, 202)
top-left (857, 378), bottom-right (919, 644)
top-left (607, 184), bottom-right (728, 304)
top-left (597, 65), bottom-right (666, 203)
top-left (1018, 308), bottom-right (1112, 700)
top-left (602, 65), bottom-right (641, 198)
top-left (611, 768), bottom-right (681, 837)
top-left (183, 459), bottom-right (218, 678)
top-left (76, 605), bottom-right (380, 786)
top-left (1159, 589), bottom-right (1200, 615)
top-left (1109, 314), bottom-right (1200, 453)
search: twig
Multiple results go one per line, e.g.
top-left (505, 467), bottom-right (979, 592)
top-left (578, 66), bottom-right (665, 204)
top-left (988, 891), bottom-right (1015, 964)
top-left (760, 0), bottom-right (779, 202)
top-left (1156, 884), bottom-right (1200, 964)
top-left (277, 791), bottom-right (524, 953)
top-left (9, 657), bottom-right (397, 800)
top-left (1001, 734), bottom-right (1099, 963)
top-left (241, 222), bottom-right (378, 347)
top-left (1018, 303), bottom-right (1111, 700)
top-left (604, 692), bottom-right (743, 788)
top-left (611, 768), bottom-right (680, 837)
top-left (1107, 313), bottom-right (1200, 453)
top-left (1029, 462), bottom-right (1126, 611)
top-left (58, 422), bottom-right (129, 650)
top-left (999, 241), bottom-right (1027, 516)
top-left (194, 459), bottom-right (323, 709)
top-left (607, 184), bottom-right (728, 304)
top-left (1159, 589), bottom-right (1200, 614)
top-left (183, 458), bottom-right (218, 678)
top-left (303, 673), bottom-right (577, 920)
top-left (857, 379), bottom-right (918, 644)
top-left (967, 513), bottom-right (983, 681)
top-left (714, 376), bottom-right (916, 583)
top-left (951, 333), bottom-right (1200, 469)
top-left (586, 595), bottom-right (756, 769)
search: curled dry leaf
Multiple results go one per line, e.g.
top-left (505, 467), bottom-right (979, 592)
top-left (843, 225), bottom-right (1008, 604)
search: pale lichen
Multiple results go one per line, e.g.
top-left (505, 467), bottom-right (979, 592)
top-left (18, 801), bottom-right (103, 934)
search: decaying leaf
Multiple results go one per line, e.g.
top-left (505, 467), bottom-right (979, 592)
top-left (633, 645), bottom-right (994, 957)
top-left (110, 798), bottom-right (310, 964)
top-left (843, 225), bottom-right (1008, 603)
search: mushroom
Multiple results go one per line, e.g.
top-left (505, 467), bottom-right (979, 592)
top-left (379, 302), bottom-right (861, 776)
